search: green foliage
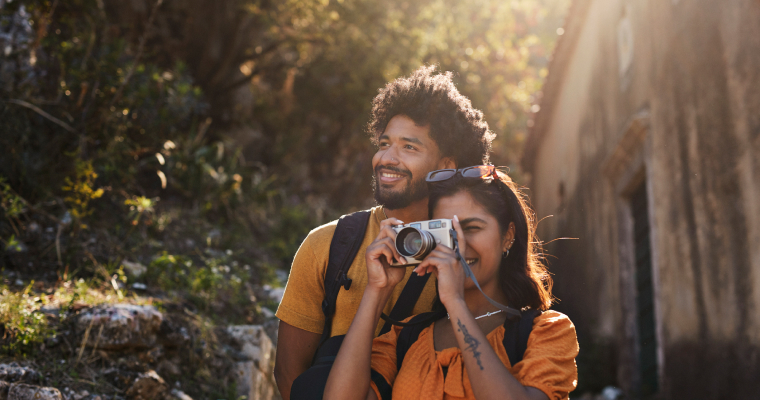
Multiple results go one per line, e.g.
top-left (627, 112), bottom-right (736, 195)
top-left (62, 158), bottom-right (104, 227)
top-left (4, 234), bottom-right (23, 252)
top-left (0, 177), bottom-right (26, 220)
top-left (124, 195), bottom-right (157, 225)
top-left (146, 251), bottom-right (251, 316)
top-left (0, 282), bottom-right (54, 356)
top-left (239, 0), bottom-right (570, 203)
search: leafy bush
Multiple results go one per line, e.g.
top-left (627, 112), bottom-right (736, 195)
top-left (0, 282), bottom-right (54, 356)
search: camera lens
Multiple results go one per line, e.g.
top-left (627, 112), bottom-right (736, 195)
top-left (403, 231), bottom-right (423, 255)
top-left (395, 227), bottom-right (436, 260)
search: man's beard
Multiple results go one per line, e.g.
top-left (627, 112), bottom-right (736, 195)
top-left (372, 165), bottom-right (428, 210)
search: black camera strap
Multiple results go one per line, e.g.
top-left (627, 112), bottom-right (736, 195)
top-left (450, 228), bottom-right (522, 318)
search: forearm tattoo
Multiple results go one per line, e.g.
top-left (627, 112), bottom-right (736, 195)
top-left (457, 319), bottom-right (484, 370)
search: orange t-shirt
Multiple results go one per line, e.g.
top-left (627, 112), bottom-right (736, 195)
top-left (369, 310), bottom-right (579, 400)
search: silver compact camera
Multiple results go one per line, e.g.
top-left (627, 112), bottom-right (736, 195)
top-left (391, 219), bottom-right (454, 266)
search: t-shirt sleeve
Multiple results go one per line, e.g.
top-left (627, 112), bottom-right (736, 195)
top-left (512, 311), bottom-right (579, 400)
top-left (369, 323), bottom-right (403, 400)
top-left (275, 233), bottom-right (327, 334)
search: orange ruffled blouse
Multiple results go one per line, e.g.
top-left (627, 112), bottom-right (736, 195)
top-left (369, 310), bottom-right (579, 400)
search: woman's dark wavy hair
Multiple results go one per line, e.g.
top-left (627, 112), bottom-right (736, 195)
top-left (368, 65), bottom-right (495, 167)
top-left (428, 173), bottom-right (554, 311)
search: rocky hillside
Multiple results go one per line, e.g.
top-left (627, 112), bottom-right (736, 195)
top-left (0, 279), bottom-right (282, 400)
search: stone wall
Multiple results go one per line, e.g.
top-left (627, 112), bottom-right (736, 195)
top-left (523, 0), bottom-right (760, 397)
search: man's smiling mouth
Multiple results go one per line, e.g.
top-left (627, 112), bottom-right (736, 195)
top-left (376, 167), bottom-right (410, 183)
top-left (466, 258), bottom-right (478, 266)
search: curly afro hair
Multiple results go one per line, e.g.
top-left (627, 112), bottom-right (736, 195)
top-left (368, 65), bottom-right (495, 167)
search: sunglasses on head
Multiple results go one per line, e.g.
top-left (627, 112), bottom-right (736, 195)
top-left (425, 165), bottom-right (511, 183)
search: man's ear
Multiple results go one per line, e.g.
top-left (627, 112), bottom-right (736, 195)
top-left (439, 157), bottom-right (456, 169)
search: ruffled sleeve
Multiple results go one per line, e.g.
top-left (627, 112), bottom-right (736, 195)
top-left (511, 311), bottom-right (579, 400)
top-left (369, 322), bottom-right (404, 400)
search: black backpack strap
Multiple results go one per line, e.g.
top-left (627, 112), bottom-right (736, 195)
top-left (395, 311), bottom-right (445, 371)
top-left (318, 210), bottom-right (372, 348)
top-left (502, 309), bottom-right (542, 366)
top-left (370, 369), bottom-right (393, 400)
top-left (378, 272), bottom-right (432, 335)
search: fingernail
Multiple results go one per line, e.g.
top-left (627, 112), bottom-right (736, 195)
top-left (401, 257), bottom-right (407, 264)
top-left (454, 215), bottom-right (459, 222)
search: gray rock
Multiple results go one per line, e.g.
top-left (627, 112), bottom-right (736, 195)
top-left (0, 381), bottom-right (10, 400)
top-left (70, 390), bottom-right (89, 400)
top-left (77, 305), bottom-right (163, 350)
top-left (7, 383), bottom-right (62, 400)
top-left (121, 261), bottom-right (147, 278)
top-left (227, 326), bottom-right (274, 376)
top-left (227, 325), bottom-right (280, 400)
top-left (157, 319), bottom-right (191, 348)
top-left (125, 370), bottom-right (166, 400)
top-left (168, 389), bottom-right (192, 400)
top-left (0, 364), bottom-right (39, 383)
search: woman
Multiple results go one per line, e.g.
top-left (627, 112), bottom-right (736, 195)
top-left (324, 166), bottom-right (578, 400)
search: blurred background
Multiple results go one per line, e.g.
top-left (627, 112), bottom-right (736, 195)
top-left (2, 0), bottom-right (759, 399)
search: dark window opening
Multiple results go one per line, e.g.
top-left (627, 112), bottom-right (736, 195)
top-left (631, 181), bottom-right (658, 395)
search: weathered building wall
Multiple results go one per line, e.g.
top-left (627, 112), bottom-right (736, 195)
top-left (523, 0), bottom-right (760, 398)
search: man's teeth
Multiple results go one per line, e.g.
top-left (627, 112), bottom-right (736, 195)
top-left (382, 172), bottom-right (404, 178)
top-left (466, 259), bottom-right (477, 265)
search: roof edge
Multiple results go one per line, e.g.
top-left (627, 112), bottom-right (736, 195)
top-left (521, 0), bottom-right (594, 174)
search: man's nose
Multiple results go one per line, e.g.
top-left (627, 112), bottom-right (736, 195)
top-left (379, 145), bottom-right (400, 165)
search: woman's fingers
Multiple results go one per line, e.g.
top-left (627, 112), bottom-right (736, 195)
top-left (452, 215), bottom-right (466, 257)
top-left (380, 217), bottom-right (404, 226)
top-left (377, 218), bottom-right (404, 237)
top-left (376, 224), bottom-right (397, 241)
top-left (368, 238), bottom-right (405, 265)
top-left (414, 248), bottom-right (456, 275)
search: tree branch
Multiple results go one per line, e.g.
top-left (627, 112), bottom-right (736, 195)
top-left (5, 99), bottom-right (76, 133)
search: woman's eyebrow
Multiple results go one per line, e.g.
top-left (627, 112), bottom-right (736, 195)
top-left (458, 217), bottom-right (487, 225)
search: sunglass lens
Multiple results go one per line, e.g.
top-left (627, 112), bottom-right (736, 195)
top-left (428, 170), bottom-right (456, 182)
top-left (461, 165), bottom-right (494, 178)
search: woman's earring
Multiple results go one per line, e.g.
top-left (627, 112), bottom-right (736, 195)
top-left (502, 249), bottom-right (509, 259)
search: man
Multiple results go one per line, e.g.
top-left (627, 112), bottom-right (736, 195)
top-left (274, 65), bottom-right (495, 399)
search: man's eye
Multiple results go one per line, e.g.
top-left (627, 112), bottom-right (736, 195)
top-left (404, 144), bottom-right (417, 150)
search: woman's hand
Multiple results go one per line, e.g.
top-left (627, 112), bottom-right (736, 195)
top-left (365, 218), bottom-right (407, 292)
top-left (413, 215), bottom-right (467, 307)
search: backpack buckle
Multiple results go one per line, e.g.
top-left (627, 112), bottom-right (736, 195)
top-left (340, 273), bottom-right (352, 290)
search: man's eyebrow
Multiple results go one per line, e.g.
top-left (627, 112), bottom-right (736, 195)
top-left (401, 137), bottom-right (424, 146)
top-left (458, 217), bottom-right (487, 225)
top-left (377, 135), bottom-right (425, 146)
